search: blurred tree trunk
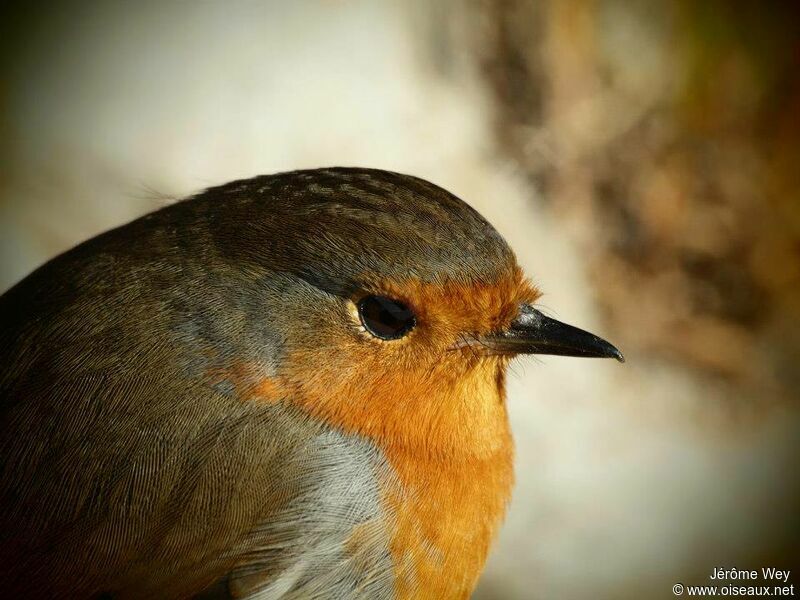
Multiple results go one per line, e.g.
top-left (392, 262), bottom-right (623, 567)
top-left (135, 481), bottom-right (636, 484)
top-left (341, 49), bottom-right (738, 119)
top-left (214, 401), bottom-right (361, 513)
top-left (468, 0), bottom-right (800, 401)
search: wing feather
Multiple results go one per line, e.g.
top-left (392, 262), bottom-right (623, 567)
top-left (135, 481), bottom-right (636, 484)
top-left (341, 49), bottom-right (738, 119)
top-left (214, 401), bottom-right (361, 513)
top-left (0, 369), bottom-right (395, 599)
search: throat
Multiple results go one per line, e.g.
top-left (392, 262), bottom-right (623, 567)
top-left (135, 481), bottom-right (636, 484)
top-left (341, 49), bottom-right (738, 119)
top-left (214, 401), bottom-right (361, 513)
top-left (375, 360), bottom-right (515, 599)
top-left (381, 423), bottom-right (514, 600)
top-left (284, 353), bottom-right (516, 597)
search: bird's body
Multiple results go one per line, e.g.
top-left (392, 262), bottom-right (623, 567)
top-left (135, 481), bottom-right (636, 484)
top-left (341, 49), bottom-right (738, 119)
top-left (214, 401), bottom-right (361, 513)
top-left (0, 168), bottom-right (621, 599)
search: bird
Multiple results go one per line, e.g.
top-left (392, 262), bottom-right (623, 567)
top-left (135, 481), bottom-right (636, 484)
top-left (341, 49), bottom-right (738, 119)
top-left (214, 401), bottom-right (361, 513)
top-left (0, 167), bottom-right (623, 599)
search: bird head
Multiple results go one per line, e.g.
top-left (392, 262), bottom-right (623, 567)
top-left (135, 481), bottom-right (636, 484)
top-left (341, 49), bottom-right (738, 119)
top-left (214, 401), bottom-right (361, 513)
top-left (0, 166), bottom-right (624, 599)
top-left (177, 168), bottom-right (622, 457)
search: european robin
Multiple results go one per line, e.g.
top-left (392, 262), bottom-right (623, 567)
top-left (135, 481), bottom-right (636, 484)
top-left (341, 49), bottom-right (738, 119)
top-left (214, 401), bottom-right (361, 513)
top-left (0, 168), bottom-right (622, 599)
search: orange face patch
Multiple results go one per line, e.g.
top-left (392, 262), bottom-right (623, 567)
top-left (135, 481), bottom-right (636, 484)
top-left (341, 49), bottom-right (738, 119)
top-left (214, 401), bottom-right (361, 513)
top-left (277, 263), bottom-right (538, 454)
top-left (361, 265), bottom-right (540, 348)
top-left (267, 263), bottom-right (538, 598)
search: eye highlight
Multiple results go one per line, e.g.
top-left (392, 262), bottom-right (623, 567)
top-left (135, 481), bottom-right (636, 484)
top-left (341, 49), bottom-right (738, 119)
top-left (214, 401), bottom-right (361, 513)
top-left (357, 295), bottom-right (416, 340)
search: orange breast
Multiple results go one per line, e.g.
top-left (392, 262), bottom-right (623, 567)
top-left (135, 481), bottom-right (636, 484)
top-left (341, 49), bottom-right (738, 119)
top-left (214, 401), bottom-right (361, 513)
top-left (266, 272), bottom-right (537, 597)
top-left (279, 350), bottom-right (516, 598)
top-left (381, 416), bottom-right (514, 599)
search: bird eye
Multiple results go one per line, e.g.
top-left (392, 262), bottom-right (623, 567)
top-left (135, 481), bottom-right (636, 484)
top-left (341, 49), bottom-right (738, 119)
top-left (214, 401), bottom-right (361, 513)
top-left (357, 295), bottom-right (416, 340)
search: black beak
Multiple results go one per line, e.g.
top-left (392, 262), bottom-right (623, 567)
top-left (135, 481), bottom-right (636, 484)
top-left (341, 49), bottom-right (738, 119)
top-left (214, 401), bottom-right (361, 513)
top-left (482, 304), bottom-right (624, 362)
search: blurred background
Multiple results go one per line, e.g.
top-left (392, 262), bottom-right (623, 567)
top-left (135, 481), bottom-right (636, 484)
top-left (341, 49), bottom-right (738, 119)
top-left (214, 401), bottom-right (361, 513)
top-left (1, 1), bottom-right (798, 598)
